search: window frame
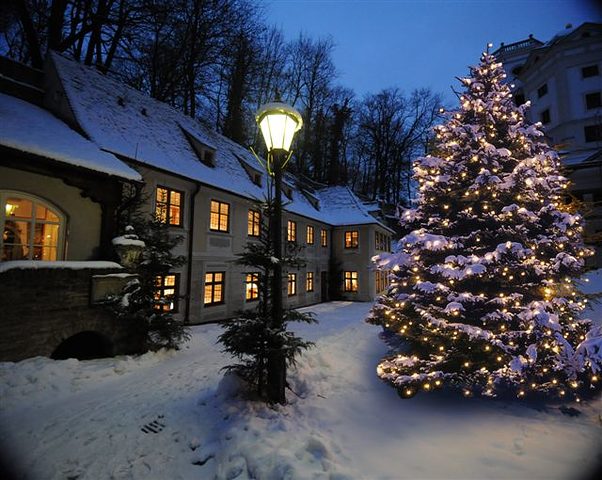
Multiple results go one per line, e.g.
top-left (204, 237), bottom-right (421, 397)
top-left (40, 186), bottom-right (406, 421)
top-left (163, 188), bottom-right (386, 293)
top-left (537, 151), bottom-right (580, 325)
top-left (306, 271), bottom-right (314, 292)
top-left (247, 209), bottom-right (261, 237)
top-left (287, 220), bottom-right (297, 242)
top-left (306, 225), bottom-right (314, 245)
top-left (154, 273), bottom-right (180, 312)
top-left (209, 200), bottom-right (230, 233)
top-left (245, 272), bottom-right (260, 302)
top-left (344, 271), bottom-right (358, 293)
top-left (204, 271), bottom-right (225, 306)
top-left (155, 185), bottom-right (184, 227)
top-left (1, 191), bottom-right (66, 262)
top-left (344, 230), bottom-right (359, 249)
top-left (320, 228), bottom-right (328, 247)
top-left (288, 272), bottom-right (297, 296)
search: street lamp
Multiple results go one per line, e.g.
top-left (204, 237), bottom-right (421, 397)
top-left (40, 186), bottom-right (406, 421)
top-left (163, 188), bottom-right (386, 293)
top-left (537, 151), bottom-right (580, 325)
top-left (255, 100), bottom-right (303, 404)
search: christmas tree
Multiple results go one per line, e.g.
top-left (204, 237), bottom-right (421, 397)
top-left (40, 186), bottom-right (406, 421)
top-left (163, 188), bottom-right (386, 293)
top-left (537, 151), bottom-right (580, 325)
top-left (368, 47), bottom-right (602, 401)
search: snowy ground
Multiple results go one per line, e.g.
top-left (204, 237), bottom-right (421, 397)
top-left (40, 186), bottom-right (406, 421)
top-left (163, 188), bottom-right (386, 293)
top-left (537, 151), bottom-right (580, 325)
top-left (1, 276), bottom-right (602, 479)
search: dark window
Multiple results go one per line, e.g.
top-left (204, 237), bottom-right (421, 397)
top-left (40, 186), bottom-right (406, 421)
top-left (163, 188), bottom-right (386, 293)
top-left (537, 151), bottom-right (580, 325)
top-left (344, 271), bottom-right (358, 292)
top-left (210, 200), bottom-right (229, 232)
top-left (306, 272), bottom-right (314, 292)
top-left (345, 230), bottom-right (359, 249)
top-left (245, 273), bottom-right (259, 301)
top-left (155, 186), bottom-right (183, 226)
top-left (204, 272), bottom-right (225, 306)
top-left (514, 93), bottom-right (525, 106)
top-left (306, 225), bottom-right (314, 244)
top-left (537, 83), bottom-right (548, 98)
top-left (154, 274), bottom-right (179, 312)
top-left (288, 273), bottom-right (297, 296)
top-left (248, 209), bottom-right (260, 237)
top-left (586, 92), bottom-right (601, 110)
top-left (540, 109), bottom-right (551, 124)
top-left (582, 65), bottom-right (600, 78)
top-left (320, 229), bottom-right (328, 247)
top-left (584, 125), bottom-right (602, 143)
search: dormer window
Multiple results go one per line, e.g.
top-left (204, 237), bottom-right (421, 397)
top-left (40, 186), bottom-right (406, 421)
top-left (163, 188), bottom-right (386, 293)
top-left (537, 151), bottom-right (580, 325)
top-left (180, 126), bottom-right (216, 167)
top-left (203, 150), bottom-right (214, 166)
top-left (234, 153), bottom-right (263, 187)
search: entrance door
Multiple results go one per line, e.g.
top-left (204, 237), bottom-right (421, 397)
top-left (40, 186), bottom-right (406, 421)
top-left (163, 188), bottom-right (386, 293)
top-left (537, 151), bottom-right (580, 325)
top-left (320, 271), bottom-right (329, 302)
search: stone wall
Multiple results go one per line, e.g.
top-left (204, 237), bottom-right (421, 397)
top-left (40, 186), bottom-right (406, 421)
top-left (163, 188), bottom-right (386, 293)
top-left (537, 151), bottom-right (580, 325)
top-left (0, 267), bottom-right (143, 362)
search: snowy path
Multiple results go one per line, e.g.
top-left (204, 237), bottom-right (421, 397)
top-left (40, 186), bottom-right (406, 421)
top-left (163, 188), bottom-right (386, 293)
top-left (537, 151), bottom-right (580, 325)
top-left (1, 301), bottom-right (601, 479)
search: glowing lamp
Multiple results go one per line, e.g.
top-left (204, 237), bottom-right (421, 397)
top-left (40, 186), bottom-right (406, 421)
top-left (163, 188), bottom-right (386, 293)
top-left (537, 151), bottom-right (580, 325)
top-left (256, 101), bottom-right (303, 153)
top-left (5, 203), bottom-right (17, 216)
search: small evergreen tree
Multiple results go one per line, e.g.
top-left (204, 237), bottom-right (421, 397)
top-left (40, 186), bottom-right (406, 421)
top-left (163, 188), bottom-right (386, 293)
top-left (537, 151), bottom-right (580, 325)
top-left (108, 219), bottom-right (190, 351)
top-left (218, 198), bottom-right (316, 399)
top-left (368, 48), bottom-right (602, 401)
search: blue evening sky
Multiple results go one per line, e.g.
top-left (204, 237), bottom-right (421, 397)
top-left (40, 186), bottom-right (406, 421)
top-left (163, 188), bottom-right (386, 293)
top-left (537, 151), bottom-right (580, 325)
top-left (264, 0), bottom-right (601, 103)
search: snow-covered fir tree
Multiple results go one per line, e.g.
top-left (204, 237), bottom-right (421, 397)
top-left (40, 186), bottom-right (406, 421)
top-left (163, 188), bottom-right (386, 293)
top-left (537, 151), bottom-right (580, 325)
top-left (368, 48), bottom-right (602, 401)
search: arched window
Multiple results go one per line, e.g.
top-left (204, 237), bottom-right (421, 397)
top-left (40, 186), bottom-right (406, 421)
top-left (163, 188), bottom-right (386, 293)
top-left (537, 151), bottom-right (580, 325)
top-left (1, 191), bottom-right (66, 261)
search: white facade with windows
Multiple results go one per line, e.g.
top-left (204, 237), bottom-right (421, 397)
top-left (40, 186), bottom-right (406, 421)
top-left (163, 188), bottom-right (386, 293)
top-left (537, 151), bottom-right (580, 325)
top-left (495, 22), bottom-right (602, 264)
top-left (0, 52), bottom-right (394, 327)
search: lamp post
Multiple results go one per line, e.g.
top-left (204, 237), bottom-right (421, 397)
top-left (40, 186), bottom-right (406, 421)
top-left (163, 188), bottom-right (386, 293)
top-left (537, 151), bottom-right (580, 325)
top-left (255, 100), bottom-right (303, 404)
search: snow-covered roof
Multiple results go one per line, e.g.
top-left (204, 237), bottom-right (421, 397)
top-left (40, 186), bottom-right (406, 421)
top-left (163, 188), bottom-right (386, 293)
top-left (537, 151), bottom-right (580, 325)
top-left (0, 93), bottom-right (141, 181)
top-left (51, 53), bottom-right (386, 229)
top-left (315, 186), bottom-right (390, 229)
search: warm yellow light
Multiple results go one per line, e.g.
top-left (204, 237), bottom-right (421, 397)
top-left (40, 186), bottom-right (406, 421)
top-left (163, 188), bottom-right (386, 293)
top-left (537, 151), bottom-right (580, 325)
top-left (5, 203), bottom-right (17, 216)
top-left (256, 102), bottom-right (303, 153)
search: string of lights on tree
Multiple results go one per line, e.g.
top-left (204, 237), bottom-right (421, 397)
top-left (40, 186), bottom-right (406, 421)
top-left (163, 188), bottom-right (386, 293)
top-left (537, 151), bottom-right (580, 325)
top-left (368, 46), bottom-right (602, 401)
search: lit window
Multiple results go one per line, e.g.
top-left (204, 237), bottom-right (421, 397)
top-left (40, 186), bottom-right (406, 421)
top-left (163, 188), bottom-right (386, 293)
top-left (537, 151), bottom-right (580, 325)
top-left (306, 225), bottom-right (314, 244)
top-left (320, 229), bottom-right (328, 247)
top-left (155, 186), bottom-right (183, 226)
top-left (287, 220), bottom-right (296, 242)
top-left (288, 273), bottom-right (297, 296)
top-left (306, 271), bottom-right (314, 292)
top-left (345, 231), bottom-right (359, 249)
top-left (375, 270), bottom-right (390, 293)
top-left (1, 192), bottom-right (64, 261)
top-left (344, 271), bottom-right (358, 292)
top-left (582, 65), bottom-right (599, 78)
top-left (154, 274), bottom-right (179, 312)
top-left (210, 200), bottom-right (229, 232)
top-left (245, 273), bottom-right (259, 301)
top-left (204, 272), bottom-right (225, 305)
top-left (248, 209), bottom-right (260, 237)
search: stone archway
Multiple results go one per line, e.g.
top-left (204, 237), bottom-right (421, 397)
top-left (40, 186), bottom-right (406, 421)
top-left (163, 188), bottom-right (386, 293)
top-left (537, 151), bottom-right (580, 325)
top-left (51, 331), bottom-right (114, 360)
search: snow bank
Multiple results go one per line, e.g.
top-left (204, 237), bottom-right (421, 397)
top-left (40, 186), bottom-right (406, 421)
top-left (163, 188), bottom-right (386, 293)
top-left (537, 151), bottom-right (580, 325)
top-left (0, 260), bottom-right (122, 273)
top-left (1, 301), bottom-right (600, 479)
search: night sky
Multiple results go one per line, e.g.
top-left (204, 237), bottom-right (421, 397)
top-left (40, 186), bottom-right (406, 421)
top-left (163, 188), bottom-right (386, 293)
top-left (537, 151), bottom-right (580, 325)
top-left (265, 0), bottom-right (602, 104)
